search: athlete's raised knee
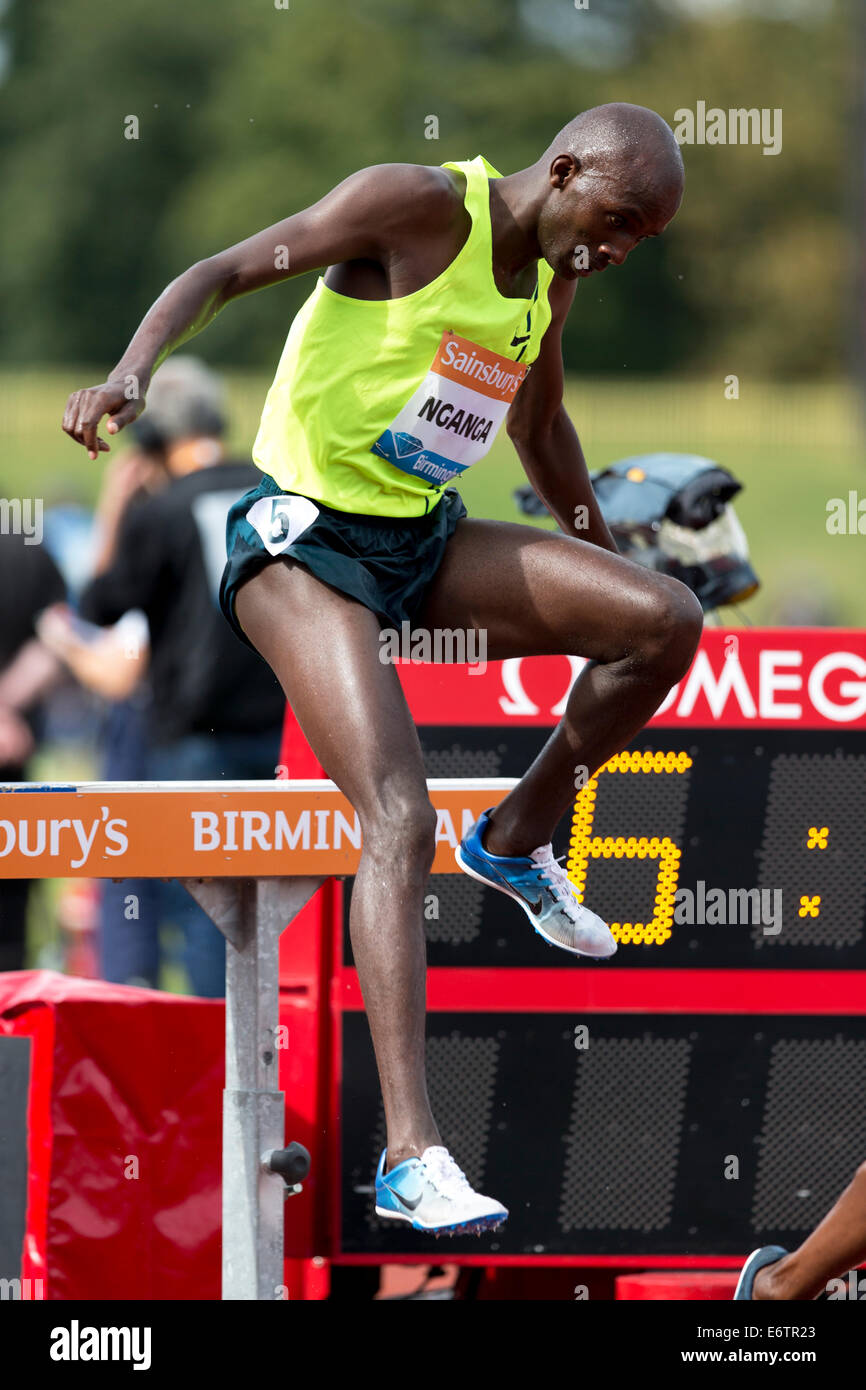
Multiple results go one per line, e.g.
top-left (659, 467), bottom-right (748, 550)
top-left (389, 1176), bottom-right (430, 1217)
top-left (636, 575), bottom-right (703, 682)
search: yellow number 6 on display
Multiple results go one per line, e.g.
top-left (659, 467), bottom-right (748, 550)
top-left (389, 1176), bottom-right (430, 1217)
top-left (567, 750), bottom-right (693, 946)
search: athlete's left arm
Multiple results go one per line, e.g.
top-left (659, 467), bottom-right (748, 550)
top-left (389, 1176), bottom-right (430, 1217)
top-left (506, 275), bottom-right (618, 554)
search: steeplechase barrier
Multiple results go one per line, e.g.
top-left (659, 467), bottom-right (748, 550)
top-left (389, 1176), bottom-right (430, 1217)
top-left (0, 777), bottom-right (517, 1300)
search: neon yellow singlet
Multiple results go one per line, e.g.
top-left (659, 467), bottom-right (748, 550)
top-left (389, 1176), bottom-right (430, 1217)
top-left (253, 156), bottom-right (556, 518)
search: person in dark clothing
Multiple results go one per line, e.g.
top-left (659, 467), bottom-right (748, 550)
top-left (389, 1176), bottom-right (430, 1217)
top-left (0, 529), bottom-right (66, 970)
top-left (37, 446), bottom-right (166, 988)
top-left (77, 358), bottom-right (285, 995)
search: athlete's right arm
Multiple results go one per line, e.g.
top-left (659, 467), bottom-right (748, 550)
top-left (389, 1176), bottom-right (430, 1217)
top-left (62, 164), bottom-right (450, 459)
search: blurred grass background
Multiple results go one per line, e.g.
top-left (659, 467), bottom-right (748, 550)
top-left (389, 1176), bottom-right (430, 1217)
top-left (1, 0), bottom-right (863, 630)
top-left (5, 367), bottom-right (862, 627)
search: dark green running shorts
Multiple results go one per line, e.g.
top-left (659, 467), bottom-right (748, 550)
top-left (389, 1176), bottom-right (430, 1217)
top-left (219, 472), bottom-right (468, 649)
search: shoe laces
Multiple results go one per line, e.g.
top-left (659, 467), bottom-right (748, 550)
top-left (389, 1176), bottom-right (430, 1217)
top-left (421, 1146), bottom-right (474, 1197)
top-left (529, 844), bottom-right (581, 917)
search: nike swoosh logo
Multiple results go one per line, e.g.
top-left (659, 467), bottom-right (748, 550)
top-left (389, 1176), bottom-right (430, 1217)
top-left (489, 866), bottom-right (544, 915)
top-left (383, 1183), bottom-right (424, 1211)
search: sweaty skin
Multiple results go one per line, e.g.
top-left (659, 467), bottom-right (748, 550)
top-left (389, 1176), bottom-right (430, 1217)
top-left (63, 103), bottom-right (701, 1172)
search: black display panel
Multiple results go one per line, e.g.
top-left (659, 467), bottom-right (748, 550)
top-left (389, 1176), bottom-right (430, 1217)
top-left (342, 730), bottom-right (866, 969)
top-left (340, 1011), bottom-right (866, 1256)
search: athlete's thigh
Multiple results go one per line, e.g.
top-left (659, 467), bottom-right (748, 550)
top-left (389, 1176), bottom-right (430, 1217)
top-left (234, 560), bottom-right (430, 820)
top-left (415, 517), bottom-right (671, 663)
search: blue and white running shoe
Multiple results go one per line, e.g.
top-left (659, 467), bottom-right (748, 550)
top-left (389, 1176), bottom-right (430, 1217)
top-left (375, 1146), bottom-right (508, 1235)
top-left (733, 1245), bottom-right (788, 1300)
top-left (456, 807), bottom-right (617, 959)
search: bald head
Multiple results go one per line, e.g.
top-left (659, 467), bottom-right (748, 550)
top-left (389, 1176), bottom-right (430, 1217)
top-left (531, 103), bottom-right (684, 281)
top-left (545, 103), bottom-right (684, 190)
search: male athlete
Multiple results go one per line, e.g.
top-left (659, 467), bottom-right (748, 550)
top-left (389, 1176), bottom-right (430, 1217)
top-left (63, 103), bottom-right (703, 1235)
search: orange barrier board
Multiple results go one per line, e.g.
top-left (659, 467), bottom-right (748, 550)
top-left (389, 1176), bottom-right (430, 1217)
top-left (0, 779), bottom-right (516, 878)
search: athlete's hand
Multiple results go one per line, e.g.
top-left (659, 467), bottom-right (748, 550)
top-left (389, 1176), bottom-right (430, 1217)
top-left (62, 379), bottom-right (147, 461)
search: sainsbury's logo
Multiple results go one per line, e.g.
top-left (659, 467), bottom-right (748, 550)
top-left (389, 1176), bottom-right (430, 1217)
top-left (0, 807), bottom-right (128, 866)
top-left (433, 331), bottom-right (526, 402)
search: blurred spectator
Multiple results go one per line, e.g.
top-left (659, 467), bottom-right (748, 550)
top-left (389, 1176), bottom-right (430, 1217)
top-left (37, 599), bottom-right (160, 986)
top-left (76, 357), bottom-right (285, 997)
top-left (0, 530), bottom-right (66, 971)
top-left (38, 444), bottom-right (168, 988)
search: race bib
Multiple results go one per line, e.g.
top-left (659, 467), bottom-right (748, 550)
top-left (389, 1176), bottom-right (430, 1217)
top-left (246, 493), bottom-right (319, 556)
top-left (371, 331), bottom-right (528, 487)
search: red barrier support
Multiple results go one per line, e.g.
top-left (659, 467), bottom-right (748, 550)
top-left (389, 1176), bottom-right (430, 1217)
top-left (0, 970), bottom-right (223, 1300)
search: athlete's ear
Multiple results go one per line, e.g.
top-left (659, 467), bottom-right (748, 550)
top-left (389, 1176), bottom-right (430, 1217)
top-left (549, 153), bottom-right (579, 189)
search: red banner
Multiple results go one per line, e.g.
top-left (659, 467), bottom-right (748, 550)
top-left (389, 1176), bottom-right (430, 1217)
top-left (391, 628), bottom-right (866, 729)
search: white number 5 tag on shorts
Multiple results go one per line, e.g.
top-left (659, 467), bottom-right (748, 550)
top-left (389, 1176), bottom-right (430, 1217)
top-left (246, 494), bottom-right (320, 556)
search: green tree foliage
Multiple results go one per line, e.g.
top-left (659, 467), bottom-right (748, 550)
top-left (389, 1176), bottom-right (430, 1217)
top-left (0, 0), bottom-right (855, 376)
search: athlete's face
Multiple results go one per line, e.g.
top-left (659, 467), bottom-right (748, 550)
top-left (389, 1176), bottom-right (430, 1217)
top-left (537, 153), bottom-right (683, 280)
